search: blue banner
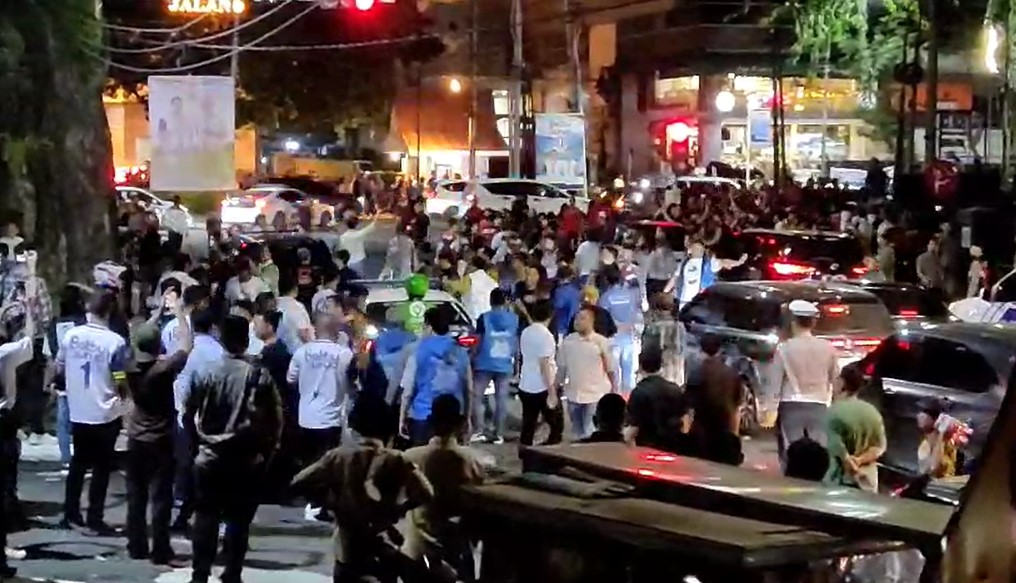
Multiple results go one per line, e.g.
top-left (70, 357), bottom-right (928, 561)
top-left (535, 114), bottom-right (587, 186)
top-left (749, 110), bottom-right (773, 147)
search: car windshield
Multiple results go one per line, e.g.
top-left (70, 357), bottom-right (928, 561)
top-left (366, 300), bottom-right (471, 330)
top-left (866, 287), bottom-right (948, 318)
top-left (813, 298), bottom-right (895, 336)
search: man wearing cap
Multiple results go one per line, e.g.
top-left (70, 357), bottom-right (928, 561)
top-left (770, 299), bottom-right (840, 471)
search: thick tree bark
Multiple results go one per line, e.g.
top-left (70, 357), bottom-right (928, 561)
top-left (0, 0), bottom-right (115, 287)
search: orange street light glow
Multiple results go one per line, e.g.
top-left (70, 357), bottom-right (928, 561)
top-left (167, 0), bottom-right (246, 14)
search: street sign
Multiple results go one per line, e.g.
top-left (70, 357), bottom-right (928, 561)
top-left (166, 0), bottom-right (246, 14)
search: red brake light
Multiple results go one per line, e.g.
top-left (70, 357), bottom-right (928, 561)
top-left (457, 335), bottom-right (478, 348)
top-left (823, 304), bottom-right (849, 315)
top-left (850, 265), bottom-right (868, 277)
top-left (898, 308), bottom-right (919, 318)
top-left (863, 361), bottom-right (875, 376)
top-left (896, 339), bottom-right (911, 351)
top-left (770, 261), bottom-right (814, 277)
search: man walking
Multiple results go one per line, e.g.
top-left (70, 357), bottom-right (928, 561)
top-left (470, 289), bottom-right (519, 444)
top-left (771, 300), bottom-right (839, 471)
top-left (556, 307), bottom-right (617, 440)
top-left (517, 300), bottom-right (563, 446)
top-left (184, 316), bottom-right (283, 583)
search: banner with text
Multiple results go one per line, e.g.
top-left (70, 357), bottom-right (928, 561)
top-left (535, 113), bottom-right (586, 187)
top-left (149, 75), bottom-right (236, 191)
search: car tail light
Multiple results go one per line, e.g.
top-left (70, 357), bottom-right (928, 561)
top-left (850, 265), bottom-right (868, 277)
top-left (770, 261), bottom-right (814, 277)
top-left (457, 335), bottom-right (479, 348)
top-left (898, 308), bottom-right (919, 318)
top-left (863, 361), bottom-right (875, 376)
top-left (424, 190), bottom-right (437, 199)
top-left (823, 304), bottom-right (849, 315)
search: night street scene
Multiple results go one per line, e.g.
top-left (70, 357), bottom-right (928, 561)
top-left (0, 0), bottom-right (1015, 581)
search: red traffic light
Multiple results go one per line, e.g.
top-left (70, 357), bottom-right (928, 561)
top-left (354, 0), bottom-right (375, 9)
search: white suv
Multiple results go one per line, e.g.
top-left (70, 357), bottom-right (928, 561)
top-left (425, 178), bottom-right (589, 219)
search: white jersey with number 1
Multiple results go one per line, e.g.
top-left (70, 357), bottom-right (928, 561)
top-left (57, 323), bottom-right (129, 425)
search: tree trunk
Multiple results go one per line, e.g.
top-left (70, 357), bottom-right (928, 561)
top-left (0, 0), bottom-right (115, 288)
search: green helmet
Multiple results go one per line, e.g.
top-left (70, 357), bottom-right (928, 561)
top-left (405, 273), bottom-right (429, 300)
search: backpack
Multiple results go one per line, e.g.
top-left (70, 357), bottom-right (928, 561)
top-left (429, 344), bottom-right (467, 400)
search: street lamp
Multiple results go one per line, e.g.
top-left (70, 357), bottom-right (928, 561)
top-left (448, 77), bottom-right (463, 94)
top-left (715, 90), bottom-right (736, 113)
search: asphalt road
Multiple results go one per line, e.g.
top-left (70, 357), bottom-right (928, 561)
top-left (3, 223), bottom-right (779, 582)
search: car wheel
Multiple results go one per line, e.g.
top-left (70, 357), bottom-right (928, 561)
top-left (443, 207), bottom-right (460, 221)
top-left (739, 379), bottom-right (761, 437)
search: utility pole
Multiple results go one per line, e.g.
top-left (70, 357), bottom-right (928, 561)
top-left (509, 0), bottom-right (523, 177)
top-left (230, 11), bottom-right (240, 84)
top-left (468, 0), bottom-right (478, 180)
top-left (923, 0), bottom-right (938, 165)
top-left (565, 0), bottom-right (582, 115)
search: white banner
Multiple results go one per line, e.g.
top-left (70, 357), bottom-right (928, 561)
top-left (149, 75), bottom-right (236, 191)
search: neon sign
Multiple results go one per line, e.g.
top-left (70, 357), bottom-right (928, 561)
top-left (167, 0), bottom-right (246, 14)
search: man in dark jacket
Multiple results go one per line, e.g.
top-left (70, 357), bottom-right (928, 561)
top-left (183, 316), bottom-right (283, 583)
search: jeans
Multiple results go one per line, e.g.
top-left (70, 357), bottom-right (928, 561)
top-left (126, 437), bottom-right (175, 560)
top-left (191, 462), bottom-right (262, 583)
top-left (173, 420), bottom-right (195, 527)
top-left (56, 394), bottom-right (72, 465)
top-left (611, 333), bottom-right (638, 396)
top-left (471, 370), bottom-right (511, 438)
top-left (517, 391), bottom-right (563, 447)
top-left (64, 419), bottom-right (121, 524)
top-left (567, 401), bottom-right (596, 440)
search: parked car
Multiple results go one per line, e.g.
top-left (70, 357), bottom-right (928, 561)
top-left (679, 281), bottom-right (894, 434)
top-left (425, 178), bottom-right (589, 219)
top-left (220, 185), bottom-right (334, 229)
top-left (856, 323), bottom-right (1016, 480)
top-left (260, 176), bottom-right (360, 214)
top-left (361, 283), bottom-right (477, 348)
top-left (724, 229), bottom-right (869, 282)
top-left (845, 281), bottom-right (950, 329)
top-left (116, 186), bottom-right (193, 227)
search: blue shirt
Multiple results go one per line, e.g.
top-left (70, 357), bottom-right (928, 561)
top-left (174, 334), bottom-right (225, 421)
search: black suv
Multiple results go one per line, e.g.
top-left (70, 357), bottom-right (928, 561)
top-left (680, 281), bottom-right (895, 434)
top-left (846, 281), bottom-right (950, 328)
top-left (723, 229), bottom-right (868, 282)
top-left (856, 323), bottom-right (1016, 480)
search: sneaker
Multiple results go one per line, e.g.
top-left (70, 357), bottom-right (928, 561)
top-left (468, 433), bottom-right (488, 444)
top-left (304, 504), bottom-right (321, 521)
top-left (85, 521), bottom-right (119, 537)
top-left (3, 548), bottom-right (25, 560)
top-left (27, 434), bottom-right (41, 446)
top-left (490, 435), bottom-right (505, 445)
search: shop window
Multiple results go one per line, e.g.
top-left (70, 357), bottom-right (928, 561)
top-left (654, 76), bottom-right (698, 108)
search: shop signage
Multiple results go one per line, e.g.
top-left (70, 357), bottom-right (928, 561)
top-left (167, 0), bottom-right (246, 15)
top-left (535, 114), bottom-right (587, 187)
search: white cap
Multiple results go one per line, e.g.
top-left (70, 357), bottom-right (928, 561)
top-left (788, 299), bottom-right (820, 317)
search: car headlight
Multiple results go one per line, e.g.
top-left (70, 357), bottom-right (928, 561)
top-left (638, 178), bottom-right (651, 190)
top-left (632, 191), bottom-right (644, 204)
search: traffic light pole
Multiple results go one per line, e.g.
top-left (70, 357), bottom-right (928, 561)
top-left (468, 0), bottom-right (478, 180)
top-left (509, 0), bottom-right (523, 178)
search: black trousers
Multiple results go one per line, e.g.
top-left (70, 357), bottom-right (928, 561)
top-left (191, 461), bottom-right (262, 583)
top-left (299, 426), bottom-right (342, 468)
top-left (14, 340), bottom-right (46, 436)
top-left (64, 419), bottom-right (121, 524)
top-left (517, 391), bottom-right (564, 447)
top-left (126, 437), bottom-right (175, 559)
top-left (0, 410), bottom-right (18, 567)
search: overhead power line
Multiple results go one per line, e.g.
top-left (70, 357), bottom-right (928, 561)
top-left (102, 0), bottom-right (298, 54)
top-left (102, 1), bottom-right (318, 73)
top-left (102, 12), bottom-right (210, 34)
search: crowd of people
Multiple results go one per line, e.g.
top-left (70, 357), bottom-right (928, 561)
top-left (0, 176), bottom-right (989, 583)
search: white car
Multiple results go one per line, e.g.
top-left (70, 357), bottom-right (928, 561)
top-left (425, 179), bottom-right (589, 219)
top-left (116, 186), bottom-right (193, 227)
top-left (220, 185), bottom-right (335, 228)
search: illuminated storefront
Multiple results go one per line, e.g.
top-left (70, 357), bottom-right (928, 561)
top-left (642, 74), bottom-right (889, 176)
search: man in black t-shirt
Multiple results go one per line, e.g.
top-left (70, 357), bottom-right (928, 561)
top-left (626, 348), bottom-right (696, 457)
top-left (126, 295), bottom-right (192, 566)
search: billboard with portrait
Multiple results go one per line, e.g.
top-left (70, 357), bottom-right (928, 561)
top-left (148, 75), bottom-right (236, 191)
top-left (535, 113), bottom-right (586, 187)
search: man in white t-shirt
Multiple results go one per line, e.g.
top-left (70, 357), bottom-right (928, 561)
top-left (286, 313), bottom-right (352, 520)
top-left (518, 300), bottom-right (564, 446)
top-left (161, 285), bottom-right (209, 355)
top-left (277, 277), bottom-right (314, 353)
top-left (56, 290), bottom-right (131, 534)
top-left (664, 237), bottom-right (746, 307)
top-left (223, 257), bottom-right (270, 306)
top-left (574, 235), bottom-right (602, 282)
top-left (556, 306), bottom-right (617, 440)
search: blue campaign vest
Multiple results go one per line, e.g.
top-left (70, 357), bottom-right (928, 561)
top-left (474, 309), bottom-right (519, 374)
top-left (410, 335), bottom-right (468, 421)
top-left (675, 254), bottom-right (716, 300)
top-left (600, 284), bottom-right (639, 327)
top-left (375, 328), bottom-right (416, 395)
